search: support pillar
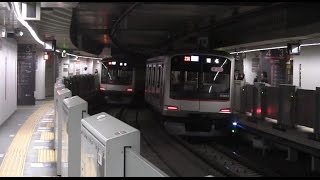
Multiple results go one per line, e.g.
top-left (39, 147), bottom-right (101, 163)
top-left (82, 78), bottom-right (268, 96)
top-left (286, 147), bottom-right (298, 162)
top-left (309, 87), bottom-right (320, 141)
top-left (311, 156), bottom-right (320, 173)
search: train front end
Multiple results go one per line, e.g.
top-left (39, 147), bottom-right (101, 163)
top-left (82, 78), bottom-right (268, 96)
top-left (163, 53), bottom-right (234, 131)
top-left (100, 60), bottom-right (135, 105)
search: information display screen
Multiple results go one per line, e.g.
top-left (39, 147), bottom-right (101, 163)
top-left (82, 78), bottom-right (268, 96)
top-left (44, 40), bottom-right (56, 52)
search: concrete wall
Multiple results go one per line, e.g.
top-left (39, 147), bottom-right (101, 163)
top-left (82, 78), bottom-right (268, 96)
top-left (292, 45), bottom-right (320, 90)
top-left (79, 58), bottom-right (89, 74)
top-left (86, 59), bottom-right (93, 74)
top-left (242, 45), bottom-right (320, 90)
top-left (34, 49), bottom-right (46, 100)
top-left (0, 38), bottom-right (18, 126)
top-left (45, 54), bottom-right (55, 97)
top-left (243, 52), bottom-right (260, 85)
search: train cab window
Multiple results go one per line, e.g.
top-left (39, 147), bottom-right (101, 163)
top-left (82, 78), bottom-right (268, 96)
top-left (170, 56), bottom-right (200, 99)
top-left (101, 62), bottom-right (133, 85)
top-left (170, 55), bottom-right (231, 100)
top-left (200, 58), bottom-right (231, 100)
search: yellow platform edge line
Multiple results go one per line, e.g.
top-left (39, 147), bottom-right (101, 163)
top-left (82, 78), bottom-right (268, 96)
top-left (0, 101), bottom-right (53, 177)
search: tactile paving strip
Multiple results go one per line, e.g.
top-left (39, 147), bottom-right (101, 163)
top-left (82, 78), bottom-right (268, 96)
top-left (46, 123), bottom-right (54, 128)
top-left (0, 102), bottom-right (52, 177)
top-left (37, 149), bottom-right (56, 163)
top-left (40, 132), bottom-right (55, 141)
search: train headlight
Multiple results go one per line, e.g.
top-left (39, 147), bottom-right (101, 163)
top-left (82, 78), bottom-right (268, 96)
top-left (219, 108), bottom-right (231, 113)
top-left (166, 106), bottom-right (178, 111)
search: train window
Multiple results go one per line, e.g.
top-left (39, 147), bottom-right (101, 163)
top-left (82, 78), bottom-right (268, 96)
top-left (149, 66), bottom-right (152, 88)
top-left (153, 67), bottom-right (158, 89)
top-left (159, 65), bottom-right (163, 88)
top-left (157, 66), bottom-right (161, 88)
top-left (153, 66), bottom-right (156, 88)
top-left (150, 66), bottom-right (153, 87)
top-left (146, 66), bottom-right (149, 88)
top-left (170, 55), bottom-right (231, 100)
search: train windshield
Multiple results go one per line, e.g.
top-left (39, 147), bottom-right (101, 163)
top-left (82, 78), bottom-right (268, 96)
top-left (170, 55), bottom-right (231, 100)
top-left (101, 62), bottom-right (133, 85)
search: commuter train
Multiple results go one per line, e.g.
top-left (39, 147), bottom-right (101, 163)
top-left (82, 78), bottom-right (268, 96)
top-left (100, 58), bottom-right (135, 104)
top-left (145, 50), bottom-right (235, 128)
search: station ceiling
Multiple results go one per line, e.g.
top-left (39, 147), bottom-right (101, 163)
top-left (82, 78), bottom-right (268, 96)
top-left (8, 2), bottom-right (320, 58)
top-left (71, 2), bottom-right (273, 56)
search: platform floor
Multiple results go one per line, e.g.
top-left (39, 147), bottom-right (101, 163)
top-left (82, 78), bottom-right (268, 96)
top-left (2, 101), bottom-right (320, 177)
top-left (235, 112), bottom-right (320, 156)
top-left (0, 100), bottom-right (56, 177)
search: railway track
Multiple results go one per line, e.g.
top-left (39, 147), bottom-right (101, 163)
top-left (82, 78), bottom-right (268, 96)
top-left (159, 117), bottom-right (270, 177)
top-left (104, 105), bottom-right (276, 177)
top-left (207, 140), bottom-right (280, 176)
top-left (171, 135), bottom-right (269, 177)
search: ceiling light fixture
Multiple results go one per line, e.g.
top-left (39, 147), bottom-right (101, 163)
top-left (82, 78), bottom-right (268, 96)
top-left (11, 2), bottom-right (102, 61)
top-left (230, 45), bottom-right (287, 54)
top-left (44, 52), bottom-right (49, 60)
top-left (1, 26), bottom-right (6, 38)
top-left (14, 29), bottom-right (24, 37)
top-left (12, 2), bottom-right (44, 45)
top-left (229, 41), bottom-right (320, 55)
top-left (300, 42), bottom-right (320, 47)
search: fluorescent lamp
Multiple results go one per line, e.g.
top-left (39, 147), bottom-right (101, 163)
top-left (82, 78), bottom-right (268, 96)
top-left (12, 2), bottom-right (44, 46)
top-left (11, 2), bottom-right (103, 61)
top-left (229, 42), bottom-right (320, 55)
top-left (230, 45), bottom-right (287, 54)
top-left (1, 27), bottom-right (6, 38)
top-left (301, 42), bottom-right (320, 47)
top-left (44, 52), bottom-right (49, 60)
